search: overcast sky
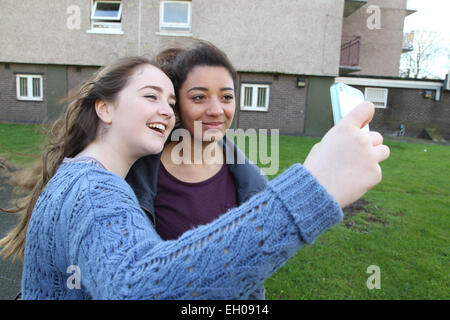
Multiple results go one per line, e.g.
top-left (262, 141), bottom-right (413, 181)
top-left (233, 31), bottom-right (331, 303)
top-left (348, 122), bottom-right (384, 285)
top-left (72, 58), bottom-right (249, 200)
top-left (403, 0), bottom-right (450, 78)
top-left (404, 0), bottom-right (450, 34)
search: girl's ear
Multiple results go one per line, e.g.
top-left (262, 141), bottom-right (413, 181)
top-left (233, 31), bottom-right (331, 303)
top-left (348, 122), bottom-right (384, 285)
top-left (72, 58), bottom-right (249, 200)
top-left (94, 99), bottom-right (113, 125)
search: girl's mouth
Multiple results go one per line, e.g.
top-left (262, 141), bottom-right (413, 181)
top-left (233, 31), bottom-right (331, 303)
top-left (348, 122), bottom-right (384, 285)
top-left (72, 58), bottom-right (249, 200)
top-left (202, 121), bottom-right (224, 130)
top-left (147, 123), bottom-right (167, 135)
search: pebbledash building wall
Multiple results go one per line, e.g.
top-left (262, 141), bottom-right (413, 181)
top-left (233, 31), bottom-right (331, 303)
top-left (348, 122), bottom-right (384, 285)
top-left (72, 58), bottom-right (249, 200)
top-left (0, 0), bottom-right (344, 134)
top-left (1, 0), bottom-right (447, 138)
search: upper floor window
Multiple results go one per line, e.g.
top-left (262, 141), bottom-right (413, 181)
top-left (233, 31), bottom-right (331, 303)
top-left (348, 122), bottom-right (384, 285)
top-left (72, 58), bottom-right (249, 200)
top-left (92, 1), bottom-right (122, 20)
top-left (88, 0), bottom-right (123, 34)
top-left (159, 1), bottom-right (192, 34)
top-left (365, 87), bottom-right (388, 108)
top-left (16, 74), bottom-right (43, 101)
top-left (240, 84), bottom-right (270, 112)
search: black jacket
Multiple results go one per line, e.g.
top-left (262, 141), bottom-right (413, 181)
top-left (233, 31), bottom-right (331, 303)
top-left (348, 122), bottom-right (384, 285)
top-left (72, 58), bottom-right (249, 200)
top-left (125, 136), bottom-right (269, 225)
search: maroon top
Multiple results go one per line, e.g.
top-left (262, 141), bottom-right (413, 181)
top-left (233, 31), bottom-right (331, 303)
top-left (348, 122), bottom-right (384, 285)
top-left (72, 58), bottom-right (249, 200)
top-left (154, 163), bottom-right (238, 240)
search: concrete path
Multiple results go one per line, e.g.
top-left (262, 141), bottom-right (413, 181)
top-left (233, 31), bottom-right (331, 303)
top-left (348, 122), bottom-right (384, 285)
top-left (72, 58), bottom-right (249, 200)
top-left (0, 168), bottom-right (22, 300)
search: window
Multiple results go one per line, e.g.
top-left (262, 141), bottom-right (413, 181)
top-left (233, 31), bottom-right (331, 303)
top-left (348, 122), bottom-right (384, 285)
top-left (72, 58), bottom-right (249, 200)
top-left (88, 0), bottom-right (123, 34)
top-left (16, 75), bottom-right (43, 101)
top-left (365, 87), bottom-right (388, 108)
top-left (240, 84), bottom-right (270, 111)
top-left (92, 1), bottom-right (122, 20)
top-left (159, 1), bottom-right (192, 34)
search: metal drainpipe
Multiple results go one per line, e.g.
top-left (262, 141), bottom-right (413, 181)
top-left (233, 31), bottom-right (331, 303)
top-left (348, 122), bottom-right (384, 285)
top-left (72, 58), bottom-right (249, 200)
top-left (138, 0), bottom-right (142, 55)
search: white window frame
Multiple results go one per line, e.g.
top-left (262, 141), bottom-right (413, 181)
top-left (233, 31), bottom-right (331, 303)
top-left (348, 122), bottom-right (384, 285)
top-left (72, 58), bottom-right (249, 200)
top-left (16, 74), bottom-right (44, 101)
top-left (91, 0), bottom-right (122, 21)
top-left (240, 84), bottom-right (270, 112)
top-left (337, 77), bottom-right (442, 101)
top-left (364, 87), bottom-right (388, 109)
top-left (159, 1), bottom-right (192, 34)
top-left (88, 0), bottom-right (123, 35)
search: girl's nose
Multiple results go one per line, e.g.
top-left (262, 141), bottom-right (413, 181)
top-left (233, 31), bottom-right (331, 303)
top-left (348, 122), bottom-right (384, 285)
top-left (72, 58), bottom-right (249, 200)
top-left (159, 102), bottom-right (175, 118)
top-left (206, 98), bottom-right (224, 116)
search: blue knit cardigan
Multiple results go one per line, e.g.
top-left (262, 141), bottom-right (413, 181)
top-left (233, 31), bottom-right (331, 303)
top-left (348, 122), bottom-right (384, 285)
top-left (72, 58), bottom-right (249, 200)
top-left (21, 160), bottom-right (343, 299)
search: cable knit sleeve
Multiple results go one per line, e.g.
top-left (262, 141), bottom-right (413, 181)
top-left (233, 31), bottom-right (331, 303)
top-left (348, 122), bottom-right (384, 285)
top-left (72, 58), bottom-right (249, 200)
top-left (70, 163), bottom-right (343, 299)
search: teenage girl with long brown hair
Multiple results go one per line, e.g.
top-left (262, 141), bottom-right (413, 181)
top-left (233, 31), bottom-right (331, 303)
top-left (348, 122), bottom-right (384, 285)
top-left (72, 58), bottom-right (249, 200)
top-left (0, 55), bottom-right (389, 299)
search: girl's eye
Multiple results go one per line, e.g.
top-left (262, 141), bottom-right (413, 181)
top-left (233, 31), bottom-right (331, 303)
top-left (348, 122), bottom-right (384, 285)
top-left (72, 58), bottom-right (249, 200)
top-left (145, 94), bottom-right (157, 100)
top-left (192, 95), bottom-right (205, 101)
top-left (223, 95), bottom-right (234, 101)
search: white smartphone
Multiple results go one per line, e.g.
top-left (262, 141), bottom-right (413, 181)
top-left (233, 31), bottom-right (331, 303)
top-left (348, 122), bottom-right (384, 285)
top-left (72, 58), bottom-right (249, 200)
top-left (330, 82), bottom-right (369, 131)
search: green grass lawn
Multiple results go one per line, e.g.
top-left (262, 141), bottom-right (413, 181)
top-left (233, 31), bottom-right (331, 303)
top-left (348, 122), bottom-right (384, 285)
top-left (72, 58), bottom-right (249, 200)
top-left (231, 133), bottom-right (449, 299)
top-left (0, 123), bottom-right (45, 166)
top-left (1, 123), bottom-right (449, 299)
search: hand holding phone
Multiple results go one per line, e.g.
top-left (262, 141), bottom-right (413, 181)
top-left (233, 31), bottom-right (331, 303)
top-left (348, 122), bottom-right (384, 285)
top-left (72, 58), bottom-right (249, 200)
top-left (304, 94), bottom-right (390, 208)
top-left (330, 83), bottom-right (369, 131)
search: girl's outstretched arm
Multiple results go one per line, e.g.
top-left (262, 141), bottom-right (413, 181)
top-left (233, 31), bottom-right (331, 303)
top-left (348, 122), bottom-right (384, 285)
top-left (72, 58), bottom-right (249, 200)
top-left (70, 163), bottom-right (342, 299)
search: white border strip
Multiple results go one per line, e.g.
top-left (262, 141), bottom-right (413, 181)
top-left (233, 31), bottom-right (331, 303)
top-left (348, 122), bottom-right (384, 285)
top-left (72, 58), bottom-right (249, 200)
top-left (336, 77), bottom-right (442, 101)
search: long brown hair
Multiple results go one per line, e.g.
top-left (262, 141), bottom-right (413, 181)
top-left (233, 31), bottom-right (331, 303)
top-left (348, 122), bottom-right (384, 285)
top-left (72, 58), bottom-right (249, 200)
top-left (0, 56), bottom-right (159, 261)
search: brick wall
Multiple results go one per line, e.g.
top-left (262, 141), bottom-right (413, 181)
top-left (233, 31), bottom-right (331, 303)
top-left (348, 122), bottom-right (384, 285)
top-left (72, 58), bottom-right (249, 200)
top-left (354, 85), bottom-right (450, 139)
top-left (0, 63), bottom-right (99, 124)
top-left (235, 72), bottom-right (307, 135)
top-left (0, 63), bottom-right (47, 123)
top-left (5, 64), bottom-right (447, 140)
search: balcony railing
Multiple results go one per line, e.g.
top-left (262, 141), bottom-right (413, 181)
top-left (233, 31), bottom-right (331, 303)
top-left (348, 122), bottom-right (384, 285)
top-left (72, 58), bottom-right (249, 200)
top-left (340, 36), bottom-right (361, 67)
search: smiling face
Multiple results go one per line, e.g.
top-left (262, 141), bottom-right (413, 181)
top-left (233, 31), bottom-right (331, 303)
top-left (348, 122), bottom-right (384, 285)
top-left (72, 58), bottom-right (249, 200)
top-left (107, 64), bottom-right (176, 158)
top-left (178, 65), bottom-right (235, 143)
